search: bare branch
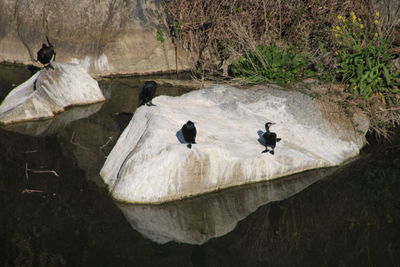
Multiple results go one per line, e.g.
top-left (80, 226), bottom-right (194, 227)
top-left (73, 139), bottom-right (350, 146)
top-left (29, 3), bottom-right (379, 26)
top-left (70, 131), bottom-right (89, 150)
top-left (25, 162), bottom-right (29, 180)
top-left (21, 189), bottom-right (45, 194)
top-left (100, 136), bottom-right (113, 149)
top-left (27, 168), bottom-right (59, 177)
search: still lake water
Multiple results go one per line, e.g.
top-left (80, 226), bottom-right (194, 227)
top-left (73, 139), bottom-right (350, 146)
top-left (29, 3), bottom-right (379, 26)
top-left (0, 64), bottom-right (399, 267)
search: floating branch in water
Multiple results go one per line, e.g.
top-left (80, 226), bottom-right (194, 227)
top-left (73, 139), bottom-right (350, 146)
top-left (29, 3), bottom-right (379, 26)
top-left (21, 189), bottom-right (45, 194)
top-left (100, 136), bottom-right (113, 149)
top-left (70, 131), bottom-right (89, 150)
top-left (25, 163), bottom-right (60, 177)
top-left (27, 168), bottom-right (59, 177)
top-left (25, 162), bottom-right (29, 180)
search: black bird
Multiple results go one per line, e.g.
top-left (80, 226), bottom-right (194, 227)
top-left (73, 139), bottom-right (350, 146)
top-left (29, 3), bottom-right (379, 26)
top-left (37, 36), bottom-right (56, 68)
top-left (181, 121), bottom-right (196, 149)
top-left (262, 122), bottom-right (281, 154)
top-left (139, 81), bottom-right (157, 106)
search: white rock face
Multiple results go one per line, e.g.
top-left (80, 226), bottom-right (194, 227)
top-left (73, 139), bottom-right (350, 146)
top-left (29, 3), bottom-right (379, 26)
top-left (0, 62), bottom-right (105, 125)
top-left (100, 85), bottom-right (368, 204)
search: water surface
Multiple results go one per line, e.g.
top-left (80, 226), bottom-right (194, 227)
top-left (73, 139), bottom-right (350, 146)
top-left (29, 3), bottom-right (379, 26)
top-left (0, 64), bottom-right (399, 267)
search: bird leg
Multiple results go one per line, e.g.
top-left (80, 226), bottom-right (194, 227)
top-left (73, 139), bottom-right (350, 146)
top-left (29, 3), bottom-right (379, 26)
top-left (146, 101), bottom-right (156, 106)
top-left (45, 63), bottom-right (54, 70)
top-left (262, 148), bottom-right (270, 153)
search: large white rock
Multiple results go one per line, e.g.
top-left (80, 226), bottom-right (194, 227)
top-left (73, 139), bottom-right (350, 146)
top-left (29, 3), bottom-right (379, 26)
top-left (101, 85), bottom-right (368, 204)
top-left (0, 62), bottom-right (105, 125)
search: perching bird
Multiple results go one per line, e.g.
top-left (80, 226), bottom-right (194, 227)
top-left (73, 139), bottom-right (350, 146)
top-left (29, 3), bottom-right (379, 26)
top-left (181, 121), bottom-right (197, 149)
top-left (262, 122), bottom-right (281, 154)
top-left (139, 81), bottom-right (157, 106)
top-left (37, 36), bottom-right (56, 68)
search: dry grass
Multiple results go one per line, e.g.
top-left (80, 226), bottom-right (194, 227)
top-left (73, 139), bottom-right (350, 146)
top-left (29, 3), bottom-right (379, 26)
top-left (364, 93), bottom-right (400, 138)
top-left (162, 0), bottom-right (380, 75)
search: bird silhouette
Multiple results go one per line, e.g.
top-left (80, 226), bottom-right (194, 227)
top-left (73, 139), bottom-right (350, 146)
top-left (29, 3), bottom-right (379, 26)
top-left (262, 122), bottom-right (281, 154)
top-left (181, 121), bottom-right (197, 148)
top-left (37, 36), bottom-right (56, 68)
top-left (139, 81), bottom-right (157, 106)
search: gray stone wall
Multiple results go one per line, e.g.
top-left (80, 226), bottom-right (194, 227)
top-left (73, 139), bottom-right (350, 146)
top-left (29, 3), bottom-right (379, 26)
top-left (0, 0), bottom-right (191, 76)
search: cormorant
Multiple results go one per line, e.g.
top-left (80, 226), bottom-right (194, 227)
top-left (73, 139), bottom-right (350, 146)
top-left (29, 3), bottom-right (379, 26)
top-left (37, 36), bottom-right (56, 68)
top-left (262, 122), bottom-right (281, 154)
top-left (139, 81), bottom-right (157, 106)
top-left (181, 121), bottom-right (196, 149)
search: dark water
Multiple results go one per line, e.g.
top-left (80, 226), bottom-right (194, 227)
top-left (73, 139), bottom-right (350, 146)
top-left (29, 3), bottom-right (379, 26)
top-left (0, 64), bottom-right (399, 267)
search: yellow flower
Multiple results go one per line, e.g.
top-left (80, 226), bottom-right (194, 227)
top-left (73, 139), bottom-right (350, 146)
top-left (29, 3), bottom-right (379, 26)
top-left (374, 19), bottom-right (379, 24)
top-left (374, 32), bottom-right (378, 38)
top-left (335, 26), bottom-right (341, 31)
top-left (359, 24), bottom-right (364, 29)
top-left (375, 11), bottom-right (380, 18)
top-left (335, 33), bottom-right (341, 38)
top-left (350, 11), bottom-right (357, 22)
top-left (337, 15), bottom-right (346, 22)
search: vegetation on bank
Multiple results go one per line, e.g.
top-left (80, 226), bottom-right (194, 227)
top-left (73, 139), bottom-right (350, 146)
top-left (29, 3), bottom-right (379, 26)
top-left (159, 0), bottom-right (400, 137)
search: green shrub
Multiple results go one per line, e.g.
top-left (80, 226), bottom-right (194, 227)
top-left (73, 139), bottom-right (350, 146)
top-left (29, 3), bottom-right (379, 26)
top-left (336, 41), bottom-right (399, 99)
top-left (333, 12), bottom-right (400, 99)
top-left (229, 45), bottom-right (314, 85)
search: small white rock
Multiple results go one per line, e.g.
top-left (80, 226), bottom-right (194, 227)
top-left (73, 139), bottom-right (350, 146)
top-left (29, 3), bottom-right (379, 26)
top-left (0, 62), bottom-right (105, 125)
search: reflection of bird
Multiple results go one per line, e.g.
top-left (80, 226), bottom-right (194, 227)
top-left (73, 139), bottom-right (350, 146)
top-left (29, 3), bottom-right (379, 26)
top-left (182, 121), bottom-right (196, 149)
top-left (262, 122), bottom-right (281, 154)
top-left (37, 36), bottom-right (56, 67)
top-left (139, 81), bottom-right (157, 106)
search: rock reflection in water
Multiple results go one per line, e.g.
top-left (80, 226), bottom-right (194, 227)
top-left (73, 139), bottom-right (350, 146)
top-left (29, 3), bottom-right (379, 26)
top-left (1, 103), bottom-right (103, 136)
top-left (117, 166), bottom-right (341, 244)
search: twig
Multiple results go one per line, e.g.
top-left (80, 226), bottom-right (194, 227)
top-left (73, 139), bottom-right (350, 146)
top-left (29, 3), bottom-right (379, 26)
top-left (21, 189), bottom-right (45, 194)
top-left (25, 150), bottom-right (38, 154)
top-left (70, 131), bottom-right (89, 150)
top-left (100, 136), bottom-right (113, 149)
top-left (379, 107), bottom-right (400, 112)
top-left (25, 162), bottom-right (29, 180)
top-left (27, 168), bottom-right (59, 177)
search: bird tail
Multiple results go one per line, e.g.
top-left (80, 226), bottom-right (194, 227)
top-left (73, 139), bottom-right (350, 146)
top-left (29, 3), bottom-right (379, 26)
top-left (46, 36), bottom-right (53, 48)
top-left (187, 144), bottom-right (192, 149)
